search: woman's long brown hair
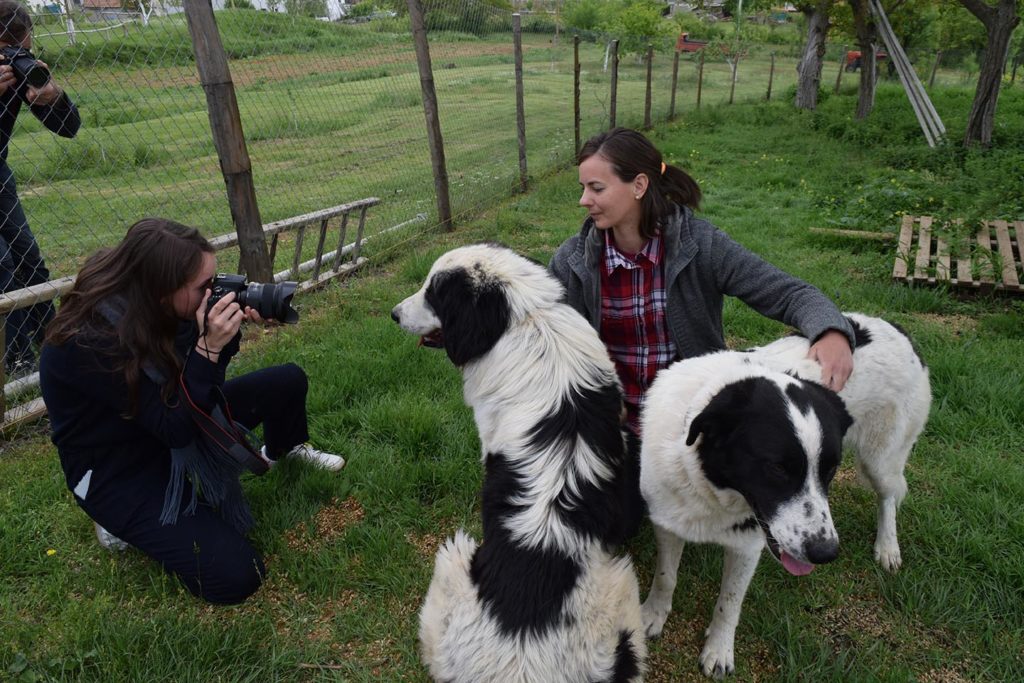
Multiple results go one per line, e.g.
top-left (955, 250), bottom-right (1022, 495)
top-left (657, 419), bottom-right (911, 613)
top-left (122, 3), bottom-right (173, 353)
top-left (578, 127), bottom-right (702, 240)
top-left (46, 218), bottom-right (214, 411)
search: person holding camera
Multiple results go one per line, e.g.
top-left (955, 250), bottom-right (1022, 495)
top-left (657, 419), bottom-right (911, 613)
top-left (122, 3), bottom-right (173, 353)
top-left (39, 218), bottom-right (346, 605)
top-left (0, 0), bottom-right (80, 376)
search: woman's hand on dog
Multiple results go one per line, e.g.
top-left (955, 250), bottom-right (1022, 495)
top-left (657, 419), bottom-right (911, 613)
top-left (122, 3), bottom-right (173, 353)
top-left (808, 330), bottom-right (853, 392)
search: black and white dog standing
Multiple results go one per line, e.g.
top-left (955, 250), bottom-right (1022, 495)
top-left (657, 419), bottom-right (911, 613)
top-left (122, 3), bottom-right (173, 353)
top-left (639, 314), bottom-right (931, 678)
top-left (391, 244), bottom-right (646, 683)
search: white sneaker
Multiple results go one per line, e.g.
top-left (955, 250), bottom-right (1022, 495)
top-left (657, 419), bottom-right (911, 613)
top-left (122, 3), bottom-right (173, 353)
top-left (94, 522), bottom-right (129, 552)
top-left (286, 443), bottom-right (346, 471)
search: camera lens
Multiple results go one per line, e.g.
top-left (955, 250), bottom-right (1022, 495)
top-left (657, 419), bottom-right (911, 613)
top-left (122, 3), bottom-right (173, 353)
top-left (241, 281), bottom-right (299, 324)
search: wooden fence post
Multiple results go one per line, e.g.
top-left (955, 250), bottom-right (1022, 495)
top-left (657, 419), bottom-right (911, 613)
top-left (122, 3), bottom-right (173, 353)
top-left (609, 39), bottom-right (619, 128)
top-left (183, 0), bottom-right (272, 282)
top-left (643, 44), bottom-right (653, 129)
top-left (407, 0), bottom-right (452, 230)
top-left (696, 50), bottom-right (704, 109)
top-left (928, 50), bottom-right (942, 88)
top-left (766, 51), bottom-right (775, 100)
top-left (513, 14), bottom-right (527, 193)
top-left (574, 35), bottom-right (581, 153)
top-left (729, 54), bottom-right (739, 104)
top-left (834, 44), bottom-right (846, 94)
top-left (669, 48), bottom-right (680, 120)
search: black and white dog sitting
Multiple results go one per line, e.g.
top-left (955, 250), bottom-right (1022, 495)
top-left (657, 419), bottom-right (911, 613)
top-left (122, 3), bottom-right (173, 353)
top-left (639, 314), bottom-right (930, 678)
top-left (391, 244), bottom-right (646, 683)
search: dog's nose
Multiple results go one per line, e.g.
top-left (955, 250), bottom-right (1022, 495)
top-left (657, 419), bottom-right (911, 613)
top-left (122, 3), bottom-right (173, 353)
top-left (805, 536), bottom-right (839, 565)
top-left (390, 307), bottom-right (400, 323)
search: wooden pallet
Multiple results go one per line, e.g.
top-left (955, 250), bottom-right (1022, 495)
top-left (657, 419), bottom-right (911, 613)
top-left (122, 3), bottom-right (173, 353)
top-left (892, 215), bottom-right (1023, 294)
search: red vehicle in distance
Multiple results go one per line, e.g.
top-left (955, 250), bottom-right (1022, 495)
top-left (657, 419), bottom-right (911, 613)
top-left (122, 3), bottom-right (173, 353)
top-left (845, 49), bottom-right (888, 72)
top-left (676, 32), bottom-right (709, 52)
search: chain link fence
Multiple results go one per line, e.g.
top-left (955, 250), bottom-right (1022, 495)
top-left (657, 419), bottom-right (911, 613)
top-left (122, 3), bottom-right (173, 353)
top-left (0, 0), bottom-right (1009, 436)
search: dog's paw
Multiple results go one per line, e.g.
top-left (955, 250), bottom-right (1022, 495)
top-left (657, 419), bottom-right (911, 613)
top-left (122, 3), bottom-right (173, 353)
top-left (874, 539), bottom-right (902, 572)
top-left (698, 642), bottom-right (735, 680)
top-left (641, 599), bottom-right (670, 639)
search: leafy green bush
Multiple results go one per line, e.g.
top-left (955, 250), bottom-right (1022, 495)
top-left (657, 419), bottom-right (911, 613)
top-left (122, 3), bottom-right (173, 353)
top-left (562, 0), bottom-right (605, 32)
top-left (673, 12), bottom-right (727, 41)
top-left (348, 1), bottom-right (377, 18)
top-left (607, 0), bottom-right (674, 56)
top-left (521, 14), bottom-right (557, 33)
top-left (423, 0), bottom-right (511, 35)
top-left (736, 22), bottom-right (802, 46)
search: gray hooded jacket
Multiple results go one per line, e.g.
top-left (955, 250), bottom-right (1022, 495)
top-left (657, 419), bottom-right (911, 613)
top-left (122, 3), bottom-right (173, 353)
top-left (549, 206), bottom-right (854, 360)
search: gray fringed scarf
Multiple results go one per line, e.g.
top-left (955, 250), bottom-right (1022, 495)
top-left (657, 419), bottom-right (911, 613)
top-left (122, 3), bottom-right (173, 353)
top-left (97, 296), bottom-right (264, 534)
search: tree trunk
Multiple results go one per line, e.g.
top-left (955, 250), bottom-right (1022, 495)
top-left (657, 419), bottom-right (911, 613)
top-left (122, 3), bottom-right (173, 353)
top-left (855, 43), bottom-right (877, 119)
top-left (960, 0), bottom-right (1021, 147)
top-left (849, 0), bottom-right (878, 119)
top-left (795, 5), bottom-right (830, 110)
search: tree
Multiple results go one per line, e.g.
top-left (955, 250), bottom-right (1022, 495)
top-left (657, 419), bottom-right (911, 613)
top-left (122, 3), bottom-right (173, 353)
top-left (795, 0), bottom-right (833, 110)
top-left (607, 0), bottom-right (674, 57)
top-left (932, 1), bottom-right (988, 54)
top-left (563, 0), bottom-right (605, 31)
top-left (959, 0), bottom-right (1021, 147)
top-left (847, 0), bottom-right (882, 119)
top-left (832, 0), bottom-right (934, 119)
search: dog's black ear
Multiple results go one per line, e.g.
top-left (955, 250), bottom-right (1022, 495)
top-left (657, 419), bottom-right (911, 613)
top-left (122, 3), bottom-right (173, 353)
top-left (685, 379), bottom-right (762, 447)
top-left (686, 404), bottom-right (735, 449)
top-left (685, 412), bottom-right (707, 447)
top-left (426, 267), bottom-right (511, 366)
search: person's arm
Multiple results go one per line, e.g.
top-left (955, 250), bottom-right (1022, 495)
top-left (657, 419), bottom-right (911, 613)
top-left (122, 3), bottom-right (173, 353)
top-left (25, 63), bottom-right (80, 138)
top-left (709, 227), bottom-right (855, 389)
top-left (549, 240), bottom-right (572, 289)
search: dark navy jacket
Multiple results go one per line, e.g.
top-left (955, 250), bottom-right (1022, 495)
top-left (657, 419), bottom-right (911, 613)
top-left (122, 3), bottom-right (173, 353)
top-left (40, 322), bottom-right (240, 515)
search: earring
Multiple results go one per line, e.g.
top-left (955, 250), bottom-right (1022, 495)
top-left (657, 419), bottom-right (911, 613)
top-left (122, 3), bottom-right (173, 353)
top-left (634, 194), bottom-right (641, 200)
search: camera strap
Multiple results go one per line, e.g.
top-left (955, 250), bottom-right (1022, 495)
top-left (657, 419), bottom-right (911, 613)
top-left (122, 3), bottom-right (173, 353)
top-left (176, 373), bottom-right (269, 477)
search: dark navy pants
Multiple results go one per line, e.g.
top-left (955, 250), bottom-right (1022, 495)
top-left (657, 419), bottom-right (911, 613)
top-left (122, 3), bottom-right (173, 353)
top-left (81, 363), bottom-right (310, 605)
top-left (1, 170), bottom-right (54, 370)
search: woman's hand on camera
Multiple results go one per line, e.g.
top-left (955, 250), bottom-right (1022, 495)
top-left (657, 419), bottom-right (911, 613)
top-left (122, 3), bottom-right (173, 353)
top-left (242, 307), bottom-right (263, 324)
top-left (195, 290), bottom-right (244, 360)
top-left (25, 63), bottom-right (63, 106)
top-left (0, 64), bottom-right (15, 97)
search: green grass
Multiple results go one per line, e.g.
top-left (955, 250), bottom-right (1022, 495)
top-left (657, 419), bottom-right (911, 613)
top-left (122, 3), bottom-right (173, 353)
top-left (9, 10), bottom-right (995, 279)
top-left (3, 12), bottom-right (1024, 682)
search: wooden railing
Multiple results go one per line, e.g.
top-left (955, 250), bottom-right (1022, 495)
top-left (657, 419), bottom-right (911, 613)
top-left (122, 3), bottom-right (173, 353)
top-left (1, 197), bottom-right (379, 432)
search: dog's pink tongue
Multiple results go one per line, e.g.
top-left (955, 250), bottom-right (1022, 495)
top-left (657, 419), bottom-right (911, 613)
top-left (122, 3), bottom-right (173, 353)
top-left (781, 552), bottom-right (815, 576)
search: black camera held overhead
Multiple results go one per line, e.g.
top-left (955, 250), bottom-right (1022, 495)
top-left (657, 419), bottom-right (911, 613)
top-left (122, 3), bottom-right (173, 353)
top-left (0, 46), bottom-right (50, 89)
top-left (207, 273), bottom-right (300, 324)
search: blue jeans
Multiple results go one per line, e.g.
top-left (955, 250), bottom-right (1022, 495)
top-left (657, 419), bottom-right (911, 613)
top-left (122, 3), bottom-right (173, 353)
top-left (1, 168), bottom-right (54, 370)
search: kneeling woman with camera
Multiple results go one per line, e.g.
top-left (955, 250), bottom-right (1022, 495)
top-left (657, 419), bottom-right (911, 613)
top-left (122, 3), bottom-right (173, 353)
top-left (40, 218), bottom-right (345, 605)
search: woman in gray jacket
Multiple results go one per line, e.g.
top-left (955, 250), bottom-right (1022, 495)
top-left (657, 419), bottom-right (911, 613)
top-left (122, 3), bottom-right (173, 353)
top-left (550, 127), bottom-right (854, 435)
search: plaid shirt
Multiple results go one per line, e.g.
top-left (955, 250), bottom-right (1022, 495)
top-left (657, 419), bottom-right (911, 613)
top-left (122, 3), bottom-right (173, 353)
top-left (600, 231), bottom-right (677, 433)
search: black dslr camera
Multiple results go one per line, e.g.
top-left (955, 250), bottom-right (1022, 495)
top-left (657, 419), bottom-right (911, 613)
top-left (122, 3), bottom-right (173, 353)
top-left (0, 46), bottom-right (50, 89)
top-left (207, 273), bottom-right (299, 324)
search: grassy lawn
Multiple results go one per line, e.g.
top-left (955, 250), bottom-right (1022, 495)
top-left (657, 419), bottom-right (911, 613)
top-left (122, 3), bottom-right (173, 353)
top-left (7, 10), bottom-right (906, 277)
top-left (3, 15), bottom-right (1024, 682)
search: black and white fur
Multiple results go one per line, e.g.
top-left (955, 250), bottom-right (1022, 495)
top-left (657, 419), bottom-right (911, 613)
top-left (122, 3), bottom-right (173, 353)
top-left (639, 314), bottom-right (930, 678)
top-left (391, 244), bottom-right (646, 683)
